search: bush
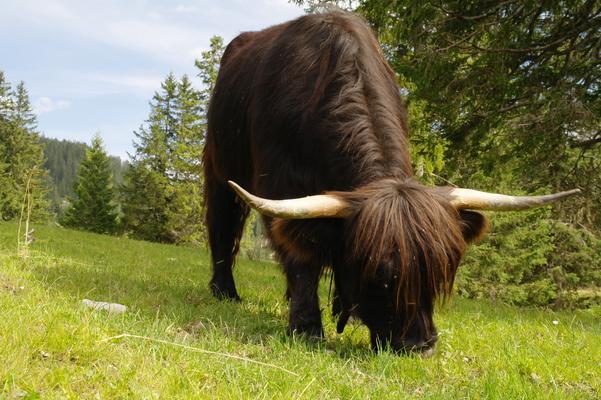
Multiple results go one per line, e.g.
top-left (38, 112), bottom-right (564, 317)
top-left (456, 207), bottom-right (601, 308)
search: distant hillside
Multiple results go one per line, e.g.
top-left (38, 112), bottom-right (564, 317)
top-left (40, 137), bottom-right (127, 212)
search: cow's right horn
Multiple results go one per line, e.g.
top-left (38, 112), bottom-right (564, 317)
top-left (442, 187), bottom-right (581, 211)
top-left (228, 181), bottom-right (353, 219)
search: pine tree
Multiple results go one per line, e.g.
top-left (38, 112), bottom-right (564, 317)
top-left (13, 82), bottom-right (37, 130)
top-left (135, 74), bottom-right (178, 174)
top-left (10, 82), bottom-right (50, 221)
top-left (0, 73), bottom-right (17, 220)
top-left (0, 71), bottom-right (13, 117)
top-left (40, 137), bottom-right (125, 217)
top-left (120, 162), bottom-right (172, 242)
top-left (121, 37), bottom-right (225, 244)
top-left (168, 74), bottom-right (205, 243)
top-left (0, 125), bottom-right (13, 221)
top-left (120, 75), bottom-right (179, 242)
top-left (62, 134), bottom-right (118, 234)
top-left (0, 73), bottom-right (49, 221)
top-left (195, 36), bottom-right (225, 115)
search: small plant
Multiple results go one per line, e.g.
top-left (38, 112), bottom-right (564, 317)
top-left (17, 167), bottom-right (35, 259)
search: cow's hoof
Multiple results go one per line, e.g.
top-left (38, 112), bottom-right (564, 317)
top-left (287, 324), bottom-right (324, 339)
top-left (209, 282), bottom-right (241, 301)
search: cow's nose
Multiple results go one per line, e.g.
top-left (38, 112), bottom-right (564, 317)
top-left (403, 339), bottom-right (427, 351)
top-left (401, 335), bottom-right (437, 357)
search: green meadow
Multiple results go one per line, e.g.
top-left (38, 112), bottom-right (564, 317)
top-left (0, 221), bottom-right (599, 399)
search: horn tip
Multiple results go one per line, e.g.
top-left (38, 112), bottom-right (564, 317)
top-left (227, 180), bottom-right (249, 199)
top-left (562, 188), bottom-right (581, 197)
top-left (227, 180), bottom-right (244, 193)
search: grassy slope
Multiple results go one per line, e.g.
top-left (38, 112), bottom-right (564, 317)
top-left (0, 221), bottom-right (599, 399)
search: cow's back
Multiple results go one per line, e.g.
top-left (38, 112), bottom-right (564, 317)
top-left (205, 11), bottom-right (412, 200)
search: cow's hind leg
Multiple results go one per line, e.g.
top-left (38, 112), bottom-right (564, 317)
top-left (205, 178), bottom-right (248, 301)
top-left (284, 260), bottom-right (324, 338)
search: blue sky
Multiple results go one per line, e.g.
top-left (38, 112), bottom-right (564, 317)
top-left (0, 0), bottom-right (305, 158)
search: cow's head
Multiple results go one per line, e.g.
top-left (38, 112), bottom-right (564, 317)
top-left (228, 180), bottom-right (578, 354)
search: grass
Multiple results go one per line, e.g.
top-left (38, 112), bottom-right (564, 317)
top-left (0, 221), bottom-right (599, 399)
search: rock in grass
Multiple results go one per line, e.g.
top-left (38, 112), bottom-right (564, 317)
top-left (82, 299), bottom-right (127, 314)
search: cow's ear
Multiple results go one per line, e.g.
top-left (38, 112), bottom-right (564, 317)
top-left (459, 210), bottom-right (489, 243)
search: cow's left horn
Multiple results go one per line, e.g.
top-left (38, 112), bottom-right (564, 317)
top-left (228, 181), bottom-right (353, 218)
top-left (442, 188), bottom-right (580, 211)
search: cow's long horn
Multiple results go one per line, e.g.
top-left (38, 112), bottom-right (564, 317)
top-left (443, 188), bottom-right (580, 211)
top-left (228, 181), bottom-right (353, 218)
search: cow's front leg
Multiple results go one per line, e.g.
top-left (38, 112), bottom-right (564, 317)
top-left (284, 260), bottom-right (323, 338)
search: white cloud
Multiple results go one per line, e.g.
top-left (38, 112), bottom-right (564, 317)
top-left (0, 1), bottom-right (217, 66)
top-left (103, 18), bottom-right (208, 64)
top-left (1, 0), bottom-right (304, 159)
top-left (187, 47), bottom-right (206, 60)
top-left (40, 71), bottom-right (163, 98)
top-left (174, 4), bottom-right (196, 13)
top-left (0, 0), bottom-right (304, 66)
top-left (89, 73), bottom-right (164, 95)
top-left (34, 97), bottom-right (71, 114)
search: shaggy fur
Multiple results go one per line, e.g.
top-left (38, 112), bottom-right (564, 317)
top-left (203, 10), bottom-right (487, 352)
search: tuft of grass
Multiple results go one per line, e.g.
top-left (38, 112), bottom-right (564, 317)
top-left (0, 221), bottom-right (599, 398)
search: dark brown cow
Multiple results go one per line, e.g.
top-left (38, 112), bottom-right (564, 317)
top-left (203, 11), bottom-right (578, 353)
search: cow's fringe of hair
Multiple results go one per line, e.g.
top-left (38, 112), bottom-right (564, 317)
top-left (331, 179), bottom-right (467, 329)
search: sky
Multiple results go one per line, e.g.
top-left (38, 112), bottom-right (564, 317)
top-left (0, 0), bottom-right (305, 159)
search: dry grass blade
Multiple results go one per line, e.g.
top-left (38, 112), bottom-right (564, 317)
top-left (98, 333), bottom-right (299, 376)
